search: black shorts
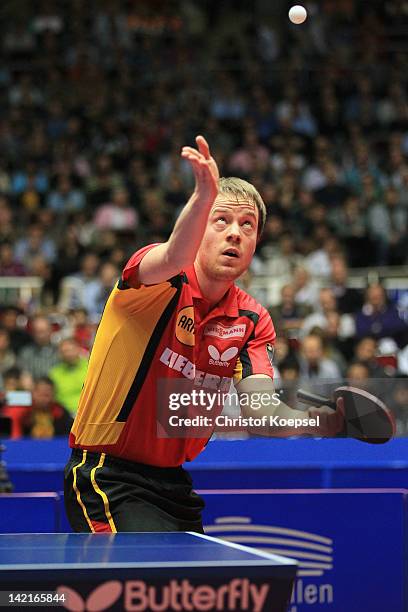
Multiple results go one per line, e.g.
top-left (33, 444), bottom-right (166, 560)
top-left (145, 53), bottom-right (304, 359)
top-left (64, 449), bottom-right (205, 533)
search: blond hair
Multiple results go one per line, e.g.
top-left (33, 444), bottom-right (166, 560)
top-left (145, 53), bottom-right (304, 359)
top-left (218, 177), bottom-right (266, 238)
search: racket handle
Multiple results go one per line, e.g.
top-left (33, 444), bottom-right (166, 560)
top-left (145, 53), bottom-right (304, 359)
top-left (297, 389), bottom-right (336, 410)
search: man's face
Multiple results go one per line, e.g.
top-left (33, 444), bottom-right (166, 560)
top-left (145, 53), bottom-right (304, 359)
top-left (195, 196), bottom-right (259, 282)
top-left (319, 289), bottom-right (336, 313)
top-left (303, 337), bottom-right (323, 364)
top-left (356, 338), bottom-right (376, 361)
top-left (367, 285), bottom-right (385, 309)
top-left (32, 382), bottom-right (54, 409)
top-left (32, 319), bottom-right (51, 345)
top-left (59, 340), bottom-right (79, 364)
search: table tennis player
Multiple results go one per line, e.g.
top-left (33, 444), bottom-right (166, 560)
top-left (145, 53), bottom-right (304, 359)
top-left (64, 136), bottom-right (343, 533)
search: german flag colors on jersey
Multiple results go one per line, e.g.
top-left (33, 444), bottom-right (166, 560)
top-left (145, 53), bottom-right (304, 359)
top-left (70, 244), bottom-right (276, 466)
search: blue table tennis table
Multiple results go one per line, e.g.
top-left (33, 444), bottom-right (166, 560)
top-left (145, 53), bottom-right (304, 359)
top-left (0, 532), bottom-right (297, 611)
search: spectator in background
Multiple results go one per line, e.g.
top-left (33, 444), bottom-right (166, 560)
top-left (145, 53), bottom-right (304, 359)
top-left (355, 284), bottom-right (408, 347)
top-left (301, 288), bottom-right (355, 340)
top-left (308, 326), bottom-right (347, 377)
top-left (20, 377), bottom-right (73, 439)
top-left (346, 362), bottom-right (371, 387)
top-left (299, 334), bottom-right (342, 382)
top-left (329, 196), bottom-right (369, 267)
top-left (228, 129), bottom-right (270, 176)
top-left (262, 233), bottom-right (304, 278)
top-left (94, 187), bottom-right (138, 232)
top-left (329, 255), bottom-right (363, 314)
top-left (367, 187), bottom-right (407, 265)
top-left (0, 242), bottom-right (26, 276)
top-left (0, 307), bottom-right (31, 354)
top-left (269, 284), bottom-right (311, 337)
top-left (49, 338), bottom-right (88, 416)
top-left (14, 224), bottom-right (56, 265)
top-left (18, 315), bottom-right (58, 379)
top-left (2, 367), bottom-right (22, 392)
top-left (86, 154), bottom-right (124, 206)
top-left (53, 225), bottom-right (85, 289)
top-left (46, 176), bottom-right (85, 214)
top-left (88, 261), bottom-right (120, 322)
top-left (293, 267), bottom-right (320, 309)
top-left (353, 337), bottom-right (386, 378)
top-left (58, 252), bottom-right (101, 312)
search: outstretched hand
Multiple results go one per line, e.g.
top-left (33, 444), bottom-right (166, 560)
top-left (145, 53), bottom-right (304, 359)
top-left (181, 135), bottom-right (219, 204)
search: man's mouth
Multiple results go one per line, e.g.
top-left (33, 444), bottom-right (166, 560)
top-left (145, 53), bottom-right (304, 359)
top-left (222, 248), bottom-right (240, 258)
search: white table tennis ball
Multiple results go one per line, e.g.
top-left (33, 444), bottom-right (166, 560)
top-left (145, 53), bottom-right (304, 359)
top-left (289, 5), bottom-right (307, 24)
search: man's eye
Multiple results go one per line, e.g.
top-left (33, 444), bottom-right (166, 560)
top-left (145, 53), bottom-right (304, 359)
top-left (216, 217), bottom-right (227, 223)
top-left (242, 220), bottom-right (253, 228)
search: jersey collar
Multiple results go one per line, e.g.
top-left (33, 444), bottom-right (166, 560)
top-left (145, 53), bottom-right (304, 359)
top-left (184, 265), bottom-right (239, 318)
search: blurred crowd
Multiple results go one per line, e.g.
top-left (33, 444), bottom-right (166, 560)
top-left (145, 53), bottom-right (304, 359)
top-left (0, 0), bottom-right (407, 437)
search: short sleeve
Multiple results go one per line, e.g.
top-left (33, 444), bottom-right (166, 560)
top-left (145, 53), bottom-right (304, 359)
top-left (233, 308), bottom-right (276, 385)
top-left (122, 243), bottom-right (161, 288)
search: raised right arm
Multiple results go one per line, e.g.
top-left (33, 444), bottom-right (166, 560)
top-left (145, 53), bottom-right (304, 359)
top-left (131, 135), bottom-right (219, 287)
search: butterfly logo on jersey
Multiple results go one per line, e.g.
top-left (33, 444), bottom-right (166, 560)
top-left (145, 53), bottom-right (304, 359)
top-left (208, 345), bottom-right (239, 367)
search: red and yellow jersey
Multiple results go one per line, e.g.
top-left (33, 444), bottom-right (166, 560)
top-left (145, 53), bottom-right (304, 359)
top-left (70, 244), bottom-right (276, 466)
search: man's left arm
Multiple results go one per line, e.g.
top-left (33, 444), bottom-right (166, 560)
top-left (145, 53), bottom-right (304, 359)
top-left (235, 374), bottom-right (343, 437)
top-left (234, 308), bottom-right (343, 437)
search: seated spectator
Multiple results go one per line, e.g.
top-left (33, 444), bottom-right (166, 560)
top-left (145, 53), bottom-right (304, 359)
top-left (304, 236), bottom-right (339, 279)
top-left (228, 128), bottom-right (270, 176)
top-left (49, 338), bottom-right (88, 416)
top-left (20, 377), bottom-right (73, 439)
top-left (272, 335), bottom-right (301, 376)
top-left (308, 326), bottom-right (347, 376)
top-left (2, 366), bottom-right (23, 392)
top-left (346, 362), bottom-right (371, 382)
top-left (46, 176), bottom-right (85, 214)
top-left (367, 186), bottom-right (407, 265)
top-left (58, 252), bottom-right (101, 312)
top-left (18, 315), bottom-right (58, 379)
top-left (328, 255), bottom-right (363, 314)
top-left (14, 224), bottom-right (56, 264)
top-left (293, 267), bottom-right (320, 309)
top-left (353, 337), bottom-right (386, 378)
top-left (89, 261), bottom-right (120, 322)
top-left (0, 242), bottom-right (26, 276)
top-left (299, 334), bottom-right (342, 382)
top-left (86, 154), bottom-right (124, 206)
top-left (262, 233), bottom-right (304, 278)
top-left (269, 284), bottom-right (312, 337)
top-left (324, 311), bottom-right (355, 362)
top-left (93, 187), bottom-right (138, 232)
top-left (355, 284), bottom-right (408, 347)
top-left (301, 288), bottom-right (355, 339)
top-left (0, 307), bottom-right (31, 353)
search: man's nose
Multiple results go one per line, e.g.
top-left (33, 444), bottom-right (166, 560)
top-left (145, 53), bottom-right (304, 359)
top-left (226, 221), bottom-right (241, 242)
